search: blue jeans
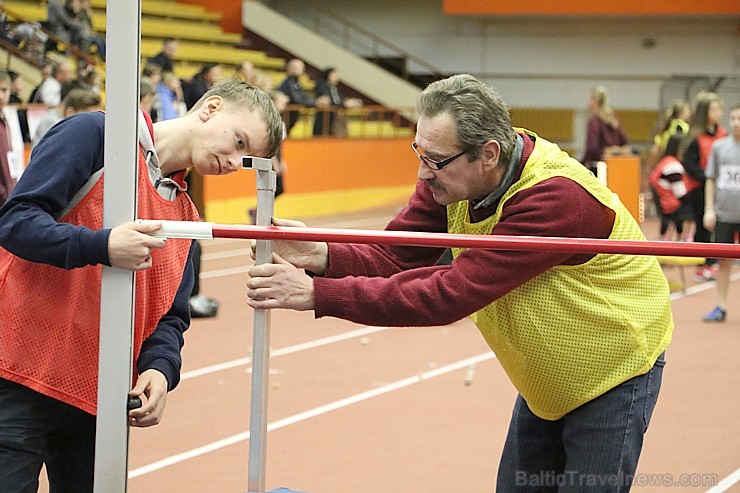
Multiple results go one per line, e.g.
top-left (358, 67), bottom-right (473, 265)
top-left (497, 353), bottom-right (666, 492)
top-left (0, 378), bottom-right (96, 493)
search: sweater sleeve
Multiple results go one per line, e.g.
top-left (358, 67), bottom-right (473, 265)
top-left (321, 181), bottom-right (449, 278)
top-left (0, 112), bottom-right (110, 269)
top-left (313, 178), bottom-right (615, 327)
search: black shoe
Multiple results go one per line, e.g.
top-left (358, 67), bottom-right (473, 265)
top-left (189, 295), bottom-right (218, 318)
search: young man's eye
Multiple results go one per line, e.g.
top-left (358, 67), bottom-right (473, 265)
top-left (237, 137), bottom-right (244, 149)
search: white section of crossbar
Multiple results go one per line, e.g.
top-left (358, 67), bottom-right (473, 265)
top-left (137, 219), bottom-right (215, 239)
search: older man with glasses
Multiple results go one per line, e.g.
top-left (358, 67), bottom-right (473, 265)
top-left (247, 74), bottom-right (673, 492)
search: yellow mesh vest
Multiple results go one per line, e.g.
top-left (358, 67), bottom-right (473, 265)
top-left (448, 130), bottom-right (673, 420)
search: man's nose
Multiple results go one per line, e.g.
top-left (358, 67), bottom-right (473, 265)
top-left (417, 160), bottom-right (434, 181)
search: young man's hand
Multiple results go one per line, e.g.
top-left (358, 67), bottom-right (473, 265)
top-left (128, 369), bottom-right (169, 428)
top-left (108, 221), bottom-right (166, 271)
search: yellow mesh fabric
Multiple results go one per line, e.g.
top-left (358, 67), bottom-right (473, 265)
top-left (448, 130), bottom-right (673, 420)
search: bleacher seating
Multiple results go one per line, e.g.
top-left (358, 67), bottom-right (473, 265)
top-left (1, 0), bottom-right (425, 140)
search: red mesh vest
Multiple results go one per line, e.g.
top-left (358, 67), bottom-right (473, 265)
top-left (0, 120), bottom-right (199, 415)
top-left (685, 127), bottom-right (728, 193)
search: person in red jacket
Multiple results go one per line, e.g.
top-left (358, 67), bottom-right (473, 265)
top-left (0, 78), bottom-right (282, 492)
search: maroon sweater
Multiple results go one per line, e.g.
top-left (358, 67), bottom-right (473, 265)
top-left (314, 134), bottom-right (615, 327)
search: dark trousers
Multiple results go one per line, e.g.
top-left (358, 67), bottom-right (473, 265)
top-left (191, 239), bottom-right (202, 297)
top-left (0, 378), bottom-right (96, 493)
top-left (496, 354), bottom-right (666, 492)
top-left (686, 187), bottom-right (716, 266)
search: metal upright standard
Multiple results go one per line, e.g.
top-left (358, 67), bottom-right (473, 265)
top-left (243, 156), bottom-right (277, 493)
top-left (94, 1), bottom-right (142, 492)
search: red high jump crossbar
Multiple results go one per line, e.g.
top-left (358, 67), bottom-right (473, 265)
top-left (140, 221), bottom-right (740, 259)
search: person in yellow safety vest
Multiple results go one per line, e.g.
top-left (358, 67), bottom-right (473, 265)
top-left (247, 74), bottom-right (673, 492)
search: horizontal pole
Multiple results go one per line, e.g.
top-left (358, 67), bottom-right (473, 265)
top-left (208, 224), bottom-right (740, 259)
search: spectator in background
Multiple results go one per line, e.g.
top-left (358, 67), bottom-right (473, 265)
top-left (139, 76), bottom-right (156, 115)
top-left (313, 66), bottom-right (362, 137)
top-left (680, 93), bottom-right (727, 282)
top-left (28, 61), bottom-right (53, 104)
top-left (278, 58), bottom-right (328, 133)
top-left (0, 0), bottom-right (14, 45)
top-left (32, 83), bottom-right (101, 147)
top-left (183, 63), bottom-right (221, 110)
top-left (142, 63), bottom-right (163, 86)
top-left (142, 63), bottom-right (163, 121)
top-left (33, 60), bottom-right (74, 106)
top-left (235, 60), bottom-right (256, 85)
top-left (46, 0), bottom-right (85, 48)
top-left (148, 38), bottom-right (177, 74)
top-left (581, 86), bottom-right (629, 174)
top-left (647, 100), bottom-right (691, 168)
top-left (81, 67), bottom-right (101, 95)
top-left (7, 71), bottom-right (30, 143)
top-left (76, 0), bottom-right (105, 61)
top-left (252, 71), bottom-right (273, 92)
top-left (648, 134), bottom-right (690, 241)
top-left (157, 72), bottom-right (186, 121)
top-left (7, 71), bottom-right (22, 105)
top-left (702, 104), bottom-right (740, 322)
top-left (0, 71), bottom-right (16, 204)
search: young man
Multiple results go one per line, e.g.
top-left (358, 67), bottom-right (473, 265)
top-left (247, 74), bottom-right (673, 492)
top-left (702, 103), bottom-right (740, 322)
top-left (0, 78), bottom-right (282, 492)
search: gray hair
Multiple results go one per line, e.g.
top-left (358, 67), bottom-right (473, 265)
top-left (189, 77), bottom-right (283, 158)
top-left (416, 74), bottom-right (516, 163)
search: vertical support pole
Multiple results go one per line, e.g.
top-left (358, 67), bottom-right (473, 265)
top-left (94, 1), bottom-right (141, 492)
top-left (244, 157), bottom-right (276, 492)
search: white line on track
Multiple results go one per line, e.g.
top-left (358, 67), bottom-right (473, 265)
top-left (669, 272), bottom-right (740, 301)
top-left (129, 352), bottom-right (495, 479)
top-left (180, 326), bottom-right (390, 381)
top-left (706, 466), bottom-right (740, 492)
top-left (201, 247), bottom-right (251, 261)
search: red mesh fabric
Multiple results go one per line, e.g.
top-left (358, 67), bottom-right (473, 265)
top-left (0, 151), bottom-right (198, 414)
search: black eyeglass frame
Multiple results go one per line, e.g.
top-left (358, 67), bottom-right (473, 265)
top-left (411, 141), bottom-right (467, 171)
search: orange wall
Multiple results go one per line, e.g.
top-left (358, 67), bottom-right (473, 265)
top-left (202, 138), bottom-right (419, 202)
top-left (177, 0), bottom-right (243, 34)
top-left (443, 0), bottom-right (740, 15)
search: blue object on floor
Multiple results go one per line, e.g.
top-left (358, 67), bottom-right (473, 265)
top-left (703, 306), bottom-right (727, 322)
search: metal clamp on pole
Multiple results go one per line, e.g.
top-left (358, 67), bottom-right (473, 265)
top-left (243, 156), bottom-right (275, 493)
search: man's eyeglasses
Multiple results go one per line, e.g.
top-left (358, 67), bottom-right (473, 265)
top-left (411, 142), bottom-right (466, 171)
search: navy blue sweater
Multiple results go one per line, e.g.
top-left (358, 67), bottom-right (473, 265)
top-left (0, 112), bottom-right (194, 391)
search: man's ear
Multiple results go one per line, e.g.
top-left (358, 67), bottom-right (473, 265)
top-left (481, 140), bottom-right (501, 171)
top-left (199, 95), bottom-right (223, 122)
